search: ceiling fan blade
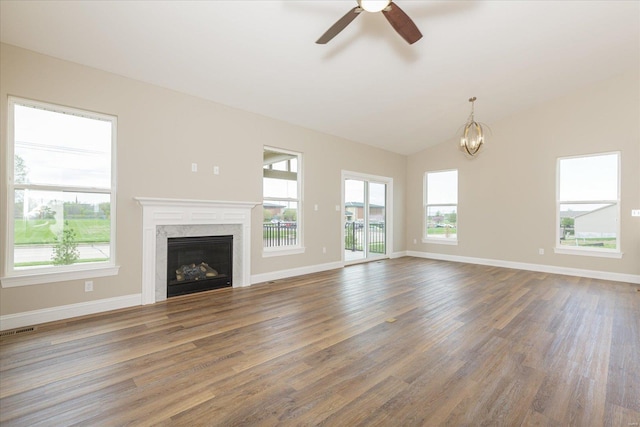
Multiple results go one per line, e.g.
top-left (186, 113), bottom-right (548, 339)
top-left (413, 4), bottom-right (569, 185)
top-left (382, 2), bottom-right (423, 44)
top-left (316, 7), bottom-right (362, 44)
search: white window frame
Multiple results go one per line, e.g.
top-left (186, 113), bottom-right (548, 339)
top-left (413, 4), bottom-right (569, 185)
top-left (262, 146), bottom-right (304, 257)
top-left (554, 151), bottom-right (622, 259)
top-left (423, 169), bottom-right (458, 245)
top-left (1, 97), bottom-right (119, 287)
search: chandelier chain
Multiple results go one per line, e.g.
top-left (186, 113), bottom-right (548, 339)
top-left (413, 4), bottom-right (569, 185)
top-left (468, 97), bottom-right (477, 123)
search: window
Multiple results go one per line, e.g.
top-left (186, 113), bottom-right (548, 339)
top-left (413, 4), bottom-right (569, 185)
top-left (3, 97), bottom-right (117, 285)
top-left (424, 169), bottom-right (458, 243)
top-left (263, 147), bottom-right (303, 254)
top-left (556, 152), bottom-right (620, 257)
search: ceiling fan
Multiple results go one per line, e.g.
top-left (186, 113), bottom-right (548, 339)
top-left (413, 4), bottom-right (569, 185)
top-left (316, 0), bottom-right (422, 45)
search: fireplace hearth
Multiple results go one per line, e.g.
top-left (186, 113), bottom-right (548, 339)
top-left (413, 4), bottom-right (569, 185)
top-left (167, 235), bottom-right (232, 298)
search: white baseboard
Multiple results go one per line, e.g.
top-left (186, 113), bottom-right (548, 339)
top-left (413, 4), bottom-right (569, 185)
top-left (0, 294), bottom-right (142, 331)
top-left (407, 251), bottom-right (640, 284)
top-left (251, 261), bottom-right (343, 285)
top-left (390, 251), bottom-right (408, 259)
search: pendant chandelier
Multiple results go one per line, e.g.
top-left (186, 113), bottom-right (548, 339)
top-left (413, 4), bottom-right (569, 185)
top-left (460, 97), bottom-right (485, 157)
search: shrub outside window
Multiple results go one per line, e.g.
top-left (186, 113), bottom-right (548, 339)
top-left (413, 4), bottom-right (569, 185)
top-left (4, 97), bottom-right (117, 284)
top-left (424, 169), bottom-right (458, 243)
top-left (556, 152), bottom-right (620, 257)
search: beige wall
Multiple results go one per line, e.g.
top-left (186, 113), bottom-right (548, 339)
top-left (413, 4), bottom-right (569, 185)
top-left (1, 42), bottom-right (638, 321)
top-left (406, 71), bottom-right (640, 276)
top-left (0, 43), bottom-right (407, 315)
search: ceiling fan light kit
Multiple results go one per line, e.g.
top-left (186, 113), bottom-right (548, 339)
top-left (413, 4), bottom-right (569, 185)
top-left (316, 1), bottom-right (422, 45)
top-left (358, 0), bottom-right (391, 13)
top-left (460, 97), bottom-right (486, 157)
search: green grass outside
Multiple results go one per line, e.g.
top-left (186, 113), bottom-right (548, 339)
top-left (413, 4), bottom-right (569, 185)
top-left (345, 242), bottom-right (386, 253)
top-left (559, 237), bottom-right (616, 249)
top-left (427, 227), bottom-right (457, 236)
top-left (14, 219), bottom-right (110, 245)
top-left (262, 230), bottom-right (297, 238)
top-left (369, 242), bottom-right (386, 253)
top-left (15, 258), bottom-right (109, 268)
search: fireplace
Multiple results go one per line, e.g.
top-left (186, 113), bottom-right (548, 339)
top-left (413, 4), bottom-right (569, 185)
top-left (167, 235), bottom-right (232, 298)
top-left (134, 198), bottom-right (258, 304)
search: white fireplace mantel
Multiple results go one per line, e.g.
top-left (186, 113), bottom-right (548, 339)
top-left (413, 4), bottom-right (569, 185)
top-left (135, 197), bottom-right (259, 304)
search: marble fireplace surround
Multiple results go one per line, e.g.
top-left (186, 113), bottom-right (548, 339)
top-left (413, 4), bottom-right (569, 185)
top-left (135, 198), bottom-right (259, 304)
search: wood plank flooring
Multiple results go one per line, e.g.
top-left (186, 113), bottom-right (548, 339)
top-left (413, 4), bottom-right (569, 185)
top-left (1, 257), bottom-right (639, 426)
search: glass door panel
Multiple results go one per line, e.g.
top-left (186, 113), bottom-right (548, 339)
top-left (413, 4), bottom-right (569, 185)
top-left (344, 179), bottom-right (366, 262)
top-left (343, 176), bottom-right (388, 263)
top-left (368, 182), bottom-right (386, 258)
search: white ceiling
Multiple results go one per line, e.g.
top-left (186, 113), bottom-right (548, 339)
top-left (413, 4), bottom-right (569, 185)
top-left (1, 1), bottom-right (638, 155)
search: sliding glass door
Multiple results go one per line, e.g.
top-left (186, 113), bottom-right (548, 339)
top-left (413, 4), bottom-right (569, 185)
top-left (343, 173), bottom-right (390, 263)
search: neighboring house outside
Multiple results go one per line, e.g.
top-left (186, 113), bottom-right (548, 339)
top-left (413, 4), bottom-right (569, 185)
top-left (344, 202), bottom-right (384, 222)
top-left (263, 202), bottom-right (285, 220)
top-left (574, 204), bottom-right (617, 238)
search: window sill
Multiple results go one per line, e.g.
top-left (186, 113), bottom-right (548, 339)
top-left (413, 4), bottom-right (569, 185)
top-left (554, 247), bottom-right (622, 259)
top-left (263, 247), bottom-right (306, 258)
top-left (1, 264), bottom-right (120, 287)
top-left (423, 238), bottom-right (458, 246)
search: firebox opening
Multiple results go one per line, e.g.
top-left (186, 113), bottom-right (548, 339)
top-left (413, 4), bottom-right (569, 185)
top-left (167, 235), bottom-right (232, 298)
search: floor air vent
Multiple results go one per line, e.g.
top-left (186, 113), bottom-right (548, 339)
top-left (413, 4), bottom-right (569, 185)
top-left (0, 326), bottom-right (36, 337)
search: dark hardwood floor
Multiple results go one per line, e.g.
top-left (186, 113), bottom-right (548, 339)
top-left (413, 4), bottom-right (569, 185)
top-left (1, 257), bottom-right (639, 426)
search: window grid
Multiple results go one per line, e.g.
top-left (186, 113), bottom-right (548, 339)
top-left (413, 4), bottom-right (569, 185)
top-left (6, 97), bottom-right (117, 277)
top-left (556, 152), bottom-right (620, 256)
top-left (263, 147), bottom-right (302, 252)
top-left (424, 169), bottom-right (458, 243)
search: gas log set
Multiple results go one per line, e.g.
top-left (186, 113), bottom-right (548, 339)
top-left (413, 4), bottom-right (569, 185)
top-left (167, 235), bottom-right (233, 298)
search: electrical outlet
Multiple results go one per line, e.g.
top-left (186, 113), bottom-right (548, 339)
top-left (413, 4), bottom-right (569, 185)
top-left (213, 166), bottom-right (219, 175)
top-left (322, 247), bottom-right (326, 254)
top-left (413, 238), bottom-right (417, 244)
top-left (191, 163), bottom-right (198, 172)
top-left (632, 209), bottom-right (640, 217)
top-left (84, 280), bottom-right (93, 292)
top-left (314, 204), bottom-right (318, 211)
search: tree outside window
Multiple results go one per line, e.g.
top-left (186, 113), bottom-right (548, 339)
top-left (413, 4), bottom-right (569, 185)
top-left (7, 97), bottom-right (116, 274)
